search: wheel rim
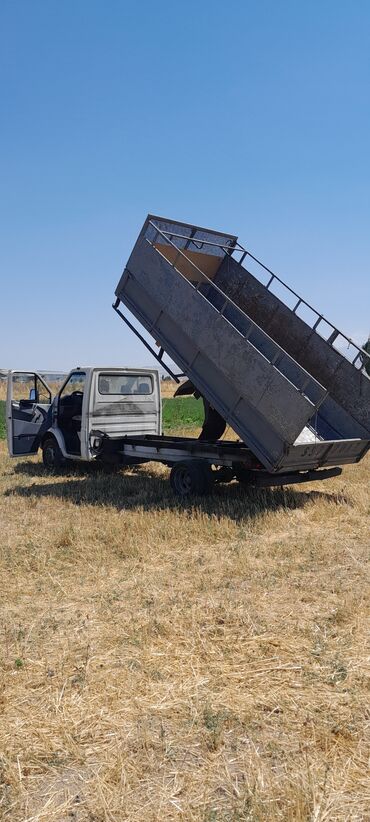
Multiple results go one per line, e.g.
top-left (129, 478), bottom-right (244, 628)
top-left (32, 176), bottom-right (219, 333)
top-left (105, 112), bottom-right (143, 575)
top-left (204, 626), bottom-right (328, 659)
top-left (175, 467), bottom-right (192, 495)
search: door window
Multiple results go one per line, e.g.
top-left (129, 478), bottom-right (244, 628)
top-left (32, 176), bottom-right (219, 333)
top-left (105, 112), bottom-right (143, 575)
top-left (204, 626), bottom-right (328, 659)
top-left (59, 372), bottom-right (86, 400)
top-left (11, 373), bottom-right (51, 404)
top-left (11, 374), bottom-right (36, 402)
top-left (36, 377), bottom-right (52, 404)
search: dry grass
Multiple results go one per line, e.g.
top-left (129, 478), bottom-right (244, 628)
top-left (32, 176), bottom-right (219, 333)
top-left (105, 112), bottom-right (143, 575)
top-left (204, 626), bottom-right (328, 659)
top-left (0, 441), bottom-right (369, 821)
top-left (0, 381), bottom-right (65, 403)
top-left (160, 380), bottom-right (178, 399)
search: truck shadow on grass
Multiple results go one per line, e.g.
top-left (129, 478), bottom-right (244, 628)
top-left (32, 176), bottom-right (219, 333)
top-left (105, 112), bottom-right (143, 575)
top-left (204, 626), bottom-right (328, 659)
top-left (13, 460), bottom-right (111, 478)
top-left (8, 462), bottom-right (350, 521)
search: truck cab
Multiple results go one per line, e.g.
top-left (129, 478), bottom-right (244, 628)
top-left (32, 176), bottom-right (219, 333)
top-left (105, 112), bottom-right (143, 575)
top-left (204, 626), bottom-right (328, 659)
top-left (7, 366), bottom-right (161, 469)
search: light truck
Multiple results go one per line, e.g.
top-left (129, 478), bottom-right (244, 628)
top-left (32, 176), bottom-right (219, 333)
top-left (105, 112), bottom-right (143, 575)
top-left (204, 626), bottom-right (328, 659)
top-left (7, 366), bottom-right (161, 469)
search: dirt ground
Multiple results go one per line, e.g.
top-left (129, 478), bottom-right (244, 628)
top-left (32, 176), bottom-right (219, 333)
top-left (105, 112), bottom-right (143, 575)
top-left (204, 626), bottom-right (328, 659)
top-left (0, 442), bottom-right (369, 821)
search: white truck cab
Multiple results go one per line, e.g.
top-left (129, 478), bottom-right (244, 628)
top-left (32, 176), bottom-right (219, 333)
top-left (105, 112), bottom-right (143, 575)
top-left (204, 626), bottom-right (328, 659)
top-left (7, 366), bottom-right (161, 469)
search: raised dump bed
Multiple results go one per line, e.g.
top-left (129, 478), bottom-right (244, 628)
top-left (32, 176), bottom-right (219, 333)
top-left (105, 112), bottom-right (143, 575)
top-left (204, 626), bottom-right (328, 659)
top-left (114, 215), bottom-right (370, 473)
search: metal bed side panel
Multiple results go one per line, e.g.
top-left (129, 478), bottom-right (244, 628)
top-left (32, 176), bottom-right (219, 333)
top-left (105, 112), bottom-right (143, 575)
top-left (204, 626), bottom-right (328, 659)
top-left (277, 438), bottom-right (370, 472)
top-left (315, 395), bottom-right (369, 441)
top-left (214, 255), bottom-right (370, 434)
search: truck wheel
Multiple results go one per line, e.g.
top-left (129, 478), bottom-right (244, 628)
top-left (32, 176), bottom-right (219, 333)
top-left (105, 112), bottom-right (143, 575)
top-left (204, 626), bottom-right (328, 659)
top-left (42, 437), bottom-right (65, 471)
top-left (170, 460), bottom-right (213, 497)
top-left (234, 466), bottom-right (253, 485)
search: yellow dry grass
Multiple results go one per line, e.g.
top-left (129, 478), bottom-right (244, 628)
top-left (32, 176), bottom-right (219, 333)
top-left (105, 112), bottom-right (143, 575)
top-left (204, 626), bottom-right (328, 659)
top-left (160, 380), bottom-right (178, 399)
top-left (0, 382), bottom-right (65, 403)
top-left (0, 441), bottom-right (369, 821)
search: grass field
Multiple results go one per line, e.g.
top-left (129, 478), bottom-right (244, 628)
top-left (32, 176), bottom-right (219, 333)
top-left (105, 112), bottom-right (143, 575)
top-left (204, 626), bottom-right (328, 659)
top-left (162, 396), bottom-right (204, 431)
top-left (0, 382), bottom-right (369, 820)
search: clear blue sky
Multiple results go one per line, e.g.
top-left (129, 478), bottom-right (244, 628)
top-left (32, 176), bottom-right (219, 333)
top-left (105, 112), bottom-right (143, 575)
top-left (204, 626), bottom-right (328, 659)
top-left (1, 0), bottom-right (369, 372)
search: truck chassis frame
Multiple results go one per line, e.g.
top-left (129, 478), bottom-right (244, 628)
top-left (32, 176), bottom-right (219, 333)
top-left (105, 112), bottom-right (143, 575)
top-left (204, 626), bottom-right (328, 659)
top-left (92, 432), bottom-right (342, 496)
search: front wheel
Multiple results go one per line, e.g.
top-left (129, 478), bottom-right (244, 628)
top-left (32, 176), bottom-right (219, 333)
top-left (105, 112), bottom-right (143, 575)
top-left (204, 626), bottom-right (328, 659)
top-left (42, 436), bottom-right (65, 471)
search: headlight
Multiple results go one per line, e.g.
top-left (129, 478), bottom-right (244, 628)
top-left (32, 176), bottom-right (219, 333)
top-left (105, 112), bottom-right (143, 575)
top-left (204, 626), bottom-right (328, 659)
top-left (90, 432), bottom-right (104, 451)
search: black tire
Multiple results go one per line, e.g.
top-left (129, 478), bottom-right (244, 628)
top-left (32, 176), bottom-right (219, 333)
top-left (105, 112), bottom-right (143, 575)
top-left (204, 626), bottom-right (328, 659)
top-left (234, 466), bottom-right (253, 485)
top-left (170, 460), bottom-right (213, 497)
top-left (42, 436), bottom-right (65, 471)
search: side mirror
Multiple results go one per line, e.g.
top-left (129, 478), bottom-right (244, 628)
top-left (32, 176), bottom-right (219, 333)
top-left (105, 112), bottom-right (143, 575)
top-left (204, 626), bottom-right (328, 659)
top-left (29, 388), bottom-right (37, 402)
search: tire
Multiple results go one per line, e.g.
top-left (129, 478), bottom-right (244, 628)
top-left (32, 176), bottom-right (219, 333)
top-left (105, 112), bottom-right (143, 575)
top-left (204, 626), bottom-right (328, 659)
top-left (42, 436), bottom-right (65, 471)
top-left (234, 466), bottom-right (253, 485)
top-left (170, 460), bottom-right (213, 497)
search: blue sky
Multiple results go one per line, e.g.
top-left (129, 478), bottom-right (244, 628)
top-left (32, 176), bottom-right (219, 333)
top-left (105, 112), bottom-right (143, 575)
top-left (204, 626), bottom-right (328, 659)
top-left (1, 0), bottom-right (369, 372)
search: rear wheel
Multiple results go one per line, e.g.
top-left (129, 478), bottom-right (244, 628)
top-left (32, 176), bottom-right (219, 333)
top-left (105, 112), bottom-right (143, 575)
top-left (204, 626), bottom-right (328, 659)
top-left (170, 460), bottom-right (213, 497)
top-left (42, 436), bottom-right (65, 471)
top-left (234, 466), bottom-right (254, 485)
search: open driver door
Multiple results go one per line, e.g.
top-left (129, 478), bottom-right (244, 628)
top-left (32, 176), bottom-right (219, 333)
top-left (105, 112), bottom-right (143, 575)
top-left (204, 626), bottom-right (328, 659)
top-left (7, 371), bottom-right (53, 457)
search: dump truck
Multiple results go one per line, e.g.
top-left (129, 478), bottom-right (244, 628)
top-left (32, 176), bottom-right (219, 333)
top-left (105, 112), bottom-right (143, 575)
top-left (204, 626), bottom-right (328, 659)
top-left (7, 215), bottom-right (369, 496)
top-left (95, 213), bottom-right (370, 495)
